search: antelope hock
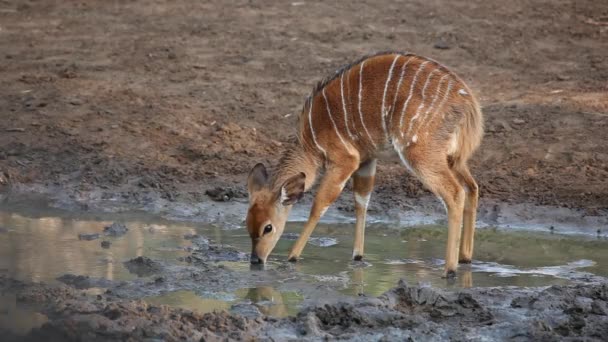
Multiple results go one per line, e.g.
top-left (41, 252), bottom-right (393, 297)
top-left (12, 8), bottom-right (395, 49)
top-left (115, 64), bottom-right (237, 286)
top-left (245, 51), bottom-right (483, 278)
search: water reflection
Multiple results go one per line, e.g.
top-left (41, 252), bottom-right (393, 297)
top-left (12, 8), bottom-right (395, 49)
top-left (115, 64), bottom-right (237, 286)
top-left (0, 211), bottom-right (193, 283)
top-left (244, 286), bottom-right (289, 317)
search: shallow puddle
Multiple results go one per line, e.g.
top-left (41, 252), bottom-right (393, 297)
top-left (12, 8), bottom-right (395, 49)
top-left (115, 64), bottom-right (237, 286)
top-left (1, 205), bottom-right (607, 323)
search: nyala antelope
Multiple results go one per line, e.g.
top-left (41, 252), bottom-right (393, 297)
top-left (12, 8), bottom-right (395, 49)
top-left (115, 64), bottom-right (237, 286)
top-left (246, 51), bottom-right (483, 277)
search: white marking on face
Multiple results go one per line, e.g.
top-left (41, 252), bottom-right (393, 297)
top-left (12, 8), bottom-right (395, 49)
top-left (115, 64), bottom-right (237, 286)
top-left (340, 74), bottom-right (355, 140)
top-left (307, 97), bottom-right (327, 156)
top-left (381, 55), bottom-right (401, 141)
top-left (280, 186), bottom-right (289, 203)
top-left (458, 88), bottom-right (468, 96)
top-left (405, 67), bottom-right (440, 139)
top-left (355, 192), bottom-right (371, 207)
top-left (322, 88), bottom-right (349, 150)
top-left (358, 61), bottom-right (377, 149)
top-left (398, 61), bottom-right (429, 137)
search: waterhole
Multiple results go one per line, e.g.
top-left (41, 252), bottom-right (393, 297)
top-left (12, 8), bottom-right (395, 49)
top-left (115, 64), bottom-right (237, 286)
top-left (1, 204), bottom-right (607, 328)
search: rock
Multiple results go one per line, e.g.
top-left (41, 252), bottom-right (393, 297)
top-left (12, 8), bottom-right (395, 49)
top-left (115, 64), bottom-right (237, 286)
top-left (433, 39), bottom-right (450, 50)
top-left (101, 241), bottom-right (111, 248)
top-left (103, 223), bottom-right (128, 236)
top-left (205, 187), bottom-right (246, 202)
top-left (512, 118), bottom-right (526, 125)
top-left (123, 256), bottom-right (163, 277)
top-left (78, 233), bottom-right (100, 241)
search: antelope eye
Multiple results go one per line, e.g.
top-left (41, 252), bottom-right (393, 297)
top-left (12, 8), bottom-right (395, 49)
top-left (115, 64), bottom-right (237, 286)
top-left (263, 224), bottom-right (273, 234)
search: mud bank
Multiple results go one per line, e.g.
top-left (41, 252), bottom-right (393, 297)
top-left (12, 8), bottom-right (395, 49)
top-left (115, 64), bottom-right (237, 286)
top-left (3, 186), bottom-right (608, 238)
top-left (2, 275), bottom-right (607, 341)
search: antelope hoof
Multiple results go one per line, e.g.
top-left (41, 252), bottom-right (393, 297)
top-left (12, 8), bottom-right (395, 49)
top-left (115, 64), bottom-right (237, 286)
top-left (443, 269), bottom-right (457, 279)
top-left (287, 255), bottom-right (299, 262)
top-left (353, 254), bottom-right (363, 261)
top-left (459, 258), bottom-right (472, 264)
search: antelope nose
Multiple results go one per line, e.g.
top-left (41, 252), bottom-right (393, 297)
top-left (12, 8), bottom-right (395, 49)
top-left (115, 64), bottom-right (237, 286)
top-left (250, 252), bottom-right (262, 264)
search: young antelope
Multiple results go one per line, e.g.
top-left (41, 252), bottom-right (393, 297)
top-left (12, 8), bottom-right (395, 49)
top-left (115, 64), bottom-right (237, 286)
top-left (245, 51), bottom-right (483, 278)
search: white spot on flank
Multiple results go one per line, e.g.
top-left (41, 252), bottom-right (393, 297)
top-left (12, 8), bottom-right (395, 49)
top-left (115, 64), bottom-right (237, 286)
top-left (307, 97), bottom-right (327, 157)
top-left (398, 61), bottom-right (429, 137)
top-left (459, 88), bottom-right (468, 96)
top-left (358, 61), bottom-right (377, 149)
top-left (355, 193), bottom-right (371, 207)
top-left (411, 134), bottom-right (418, 143)
top-left (381, 55), bottom-right (401, 141)
top-left (323, 88), bottom-right (349, 150)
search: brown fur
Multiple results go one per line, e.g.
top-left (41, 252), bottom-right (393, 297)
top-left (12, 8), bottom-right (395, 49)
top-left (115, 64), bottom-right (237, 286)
top-left (246, 52), bottom-right (483, 277)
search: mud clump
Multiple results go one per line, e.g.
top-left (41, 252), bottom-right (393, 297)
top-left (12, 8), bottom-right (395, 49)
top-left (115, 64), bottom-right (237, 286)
top-left (56, 274), bottom-right (113, 290)
top-left (100, 240), bottom-right (111, 248)
top-left (123, 257), bottom-right (163, 277)
top-left (77, 233), bottom-right (100, 241)
top-left (3, 275), bottom-right (608, 341)
top-left (186, 235), bottom-right (248, 262)
top-left (103, 223), bottom-right (128, 237)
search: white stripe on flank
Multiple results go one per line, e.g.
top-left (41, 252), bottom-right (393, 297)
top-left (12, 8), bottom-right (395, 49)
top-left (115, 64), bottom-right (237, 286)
top-left (389, 56), bottom-right (413, 130)
top-left (380, 55), bottom-right (401, 142)
top-left (415, 74), bottom-right (449, 133)
top-left (392, 140), bottom-right (416, 174)
top-left (340, 73), bottom-right (355, 140)
top-left (322, 88), bottom-right (349, 150)
top-left (398, 61), bottom-right (429, 137)
top-left (358, 61), bottom-right (377, 149)
top-left (435, 79), bottom-right (454, 121)
top-left (307, 97), bottom-right (327, 156)
top-left (405, 66), bottom-right (439, 138)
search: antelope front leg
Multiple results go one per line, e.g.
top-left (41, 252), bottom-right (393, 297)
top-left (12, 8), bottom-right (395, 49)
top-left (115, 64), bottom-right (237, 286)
top-left (288, 159), bottom-right (358, 261)
top-left (352, 159), bottom-right (377, 260)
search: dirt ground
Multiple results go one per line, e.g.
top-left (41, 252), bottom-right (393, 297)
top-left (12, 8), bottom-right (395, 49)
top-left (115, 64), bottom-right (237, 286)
top-left (3, 274), bottom-right (608, 341)
top-left (0, 0), bottom-right (607, 211)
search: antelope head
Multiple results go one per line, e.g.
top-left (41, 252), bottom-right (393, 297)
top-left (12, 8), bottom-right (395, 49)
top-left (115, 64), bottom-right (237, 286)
top-left (246, 163), bottom-right (305, 264)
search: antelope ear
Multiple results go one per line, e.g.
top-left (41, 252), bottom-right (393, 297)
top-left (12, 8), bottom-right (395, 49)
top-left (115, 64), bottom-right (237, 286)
top-left (247, 163), bottom-right (269, 194)
top-left (279, 172), bottom-right (306, 206)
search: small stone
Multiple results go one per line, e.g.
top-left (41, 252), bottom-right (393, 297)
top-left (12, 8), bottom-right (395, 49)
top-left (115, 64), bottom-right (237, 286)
top-left (101, 240), bottom-right (111, 248)
top-left (433, 39), bottom-right (451, 50)
top-left (512, 118), bottom-right (526, 125)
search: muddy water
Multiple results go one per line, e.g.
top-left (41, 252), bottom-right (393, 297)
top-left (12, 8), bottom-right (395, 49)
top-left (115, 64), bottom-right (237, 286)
top-left (1, 206), bottom-right (607, 320)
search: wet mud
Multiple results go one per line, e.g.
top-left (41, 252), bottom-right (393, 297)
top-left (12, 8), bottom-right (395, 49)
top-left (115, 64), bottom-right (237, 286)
top-left (2, 275), bottom-right (607, 341)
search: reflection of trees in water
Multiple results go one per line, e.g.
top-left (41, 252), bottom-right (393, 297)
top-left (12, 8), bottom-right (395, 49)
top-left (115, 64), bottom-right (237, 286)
top-left (0, 212), bottom-right (191, 283)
